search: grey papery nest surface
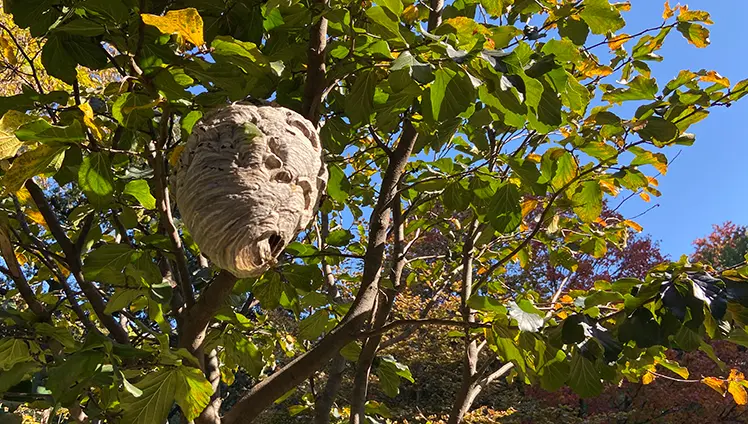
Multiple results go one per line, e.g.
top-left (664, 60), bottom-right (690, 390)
top-left (175, 103), bottom-right (328, 277)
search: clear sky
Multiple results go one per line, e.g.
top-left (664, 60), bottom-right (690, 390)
top-left (613, 0), bottom-right (748, 258)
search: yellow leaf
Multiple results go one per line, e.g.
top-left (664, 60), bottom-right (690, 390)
top-left (15, 250), bottom-right (27, 266)
top-left (0, 110), bottom-right (34, 160)
top-left (560, 295), bottom-right (574, 304)
top-left (556, 310), bottom-right (568, 320)
top-left (78, 102), bottom-right (105, 141)
top-left (607, 34), bottom-right (631, 50)
top-left (27, 210), bottom-right (46, 228)
top-left (729, 369), bottom-right (745, 382)
top-left (702, 377), bottom-right (727, 396)
top-left (141, 8), bottom-right (205, 47)
top-left (663, 1), bottom-right (675, 20)
top-left (402, 4), bottom-right (419, 23)
top-left (15, 187), bottom-right (31, 204)
top-left (642, 372), bottom-right (656, 385)
top-left (639, 192), bottom-right (651, 202)
top-left (526, 153), bottom-right (541, 163)
top-left (700, 71), bottom-right (730, 88)
top-left (614, 1), bottom-right (631, 12)
top-left (599, 180), bottom-right (619, 196)
top-left (679, 10), bottom-right (714, 25)
top-left (729, 381), bottom-right (748, 405)
top-left (0, 33), bottom-right (16, 66)
top-left (579, 59), bottom-right (613, 79)
top-left (623, 220), bottom-right (643, 232)
top-left (521, 199), bottom-right (538, 217)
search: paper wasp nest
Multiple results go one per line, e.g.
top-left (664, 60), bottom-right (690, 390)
top-left (175, 103), bottom-right (327, 277)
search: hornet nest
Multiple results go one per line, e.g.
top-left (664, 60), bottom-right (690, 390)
top-left (175, 103), bottom-right (327, 277)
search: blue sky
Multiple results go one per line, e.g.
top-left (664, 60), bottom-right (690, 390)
top-left (612, 0), bottom-right (748, 257)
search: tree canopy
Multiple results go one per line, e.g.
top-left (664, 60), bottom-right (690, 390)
top-left (0, 0), bottom-right (747, 423)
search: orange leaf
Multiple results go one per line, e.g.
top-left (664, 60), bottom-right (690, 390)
top-left (702, 377), bottom-right (728, 396)
top-left (729, 381), bottom-right (748, 405)
top-left (639, 192), bottom-right (651, 202)
top-left (560, 295), bottom-right (574, 304)
top-left (728, 369), bottom-right (745, 382)
top-left (663, 1), bottom-right (675, 20)
top-left (623, 220), bottom-right (643, 232)
top-left (700, 71), bottom-right (730, 88)
top-left (608, 34), bottom-right (631, 50)
top-left (614, 1), bottom-right (631, 12)
top-left (642, 372), bottom-right (656, 385)
top-left (599, 180), bottom-right (619, 196)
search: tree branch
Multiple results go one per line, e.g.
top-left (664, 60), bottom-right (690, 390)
top-left (301, 0), bottom-right (328, 123)
top-left (223, 121), bottom-right (419, 424)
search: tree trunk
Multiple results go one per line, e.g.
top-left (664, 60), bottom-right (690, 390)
top-left (314, 354), bottom-right (346, 424)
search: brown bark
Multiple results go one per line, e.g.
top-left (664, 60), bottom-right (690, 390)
top-left (314, 354), bottom-right (346, 424)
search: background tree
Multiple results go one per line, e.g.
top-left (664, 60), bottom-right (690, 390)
top-left (692, 221), bottom-right (748, 270)
top-left (0, 2), bottom-right (747, 424)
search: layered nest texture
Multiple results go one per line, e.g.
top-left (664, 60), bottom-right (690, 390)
top-left (175, 103), bottom-right (327, 277)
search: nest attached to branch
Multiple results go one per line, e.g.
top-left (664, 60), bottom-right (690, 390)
top-left (175, 103), bottom-right (327, 277)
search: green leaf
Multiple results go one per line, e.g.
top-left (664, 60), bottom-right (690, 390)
top-left (365, 6), bottom-right (402, 42)
top-left (83, 244), bottom-right (135, 280)
top-left (602, 76), bottom-right (658, 103)
top-left (0, 339), bottom-right (30, 371)
top-left (507, 300), bottom-right (544, 332)
top-left (677, 22), bottom-right (710, 48)
top-left (345, 70), bottom-right (377, 125)
top-left (124, 179), bottom-right (157, 210)
top-left (567, 351), bottom-right (602, 398)
top-left (34, 323), bottom-right (76, 349)
top-left (299, 310), bottom-right (330, 341)
top-left (2, 143), bottom-right (67, 194)
top-left (327, 164), bottom-right (351, 204)
top-left (83, 0), bottom-right (130, 22)
top-left (252, 273), bottom-right (284, 309)
top-left (579, 0), bottom-right (625, 35)
top-left (112, 93), bottom-right (156, 130)
top-left (0, 361), bottom-right (39, 394)
top-left (120, 368), bottom-right (177, 424)
top-left (636, 117), bottom-right (679, 145)
top-left (551, 151), bottom-right (577, 190)
top-left (326, 229), bottom-right (354, 247)
top-left (175, 366), bottom-right (214, 421)
top-left (377, 355), bottom-right (414, 397)
top-left (340, 342), bottom-right (362, 362)
top-left (573, 181), bottom-right (602, 223)
top-left (467, 295), bottom-right (507, 314)
top-left (15, 119), bottom-right (86, 143)
top-left (225, 333), bottom-right (263, 377)
top-left (79, 152), bottom-right (115, 208)
top-left (489, 183), bottom-right (522, 233)
top-left (539, 349), bottom-right (570, 392)
top-left (105, 288), bottom-right (145, 313)
top-left (427, 67), bottom-right (475, 122)
top-left (41, 34), bottom-right (77, 84)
